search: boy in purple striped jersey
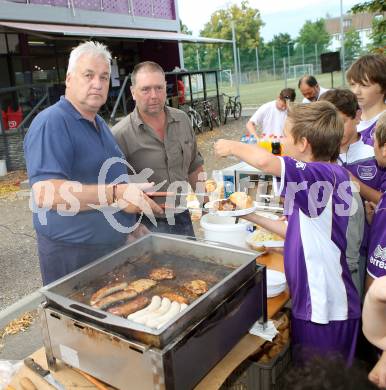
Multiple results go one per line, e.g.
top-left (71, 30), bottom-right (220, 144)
top-left (320, 89), bottom-right (386, 295)
top-left (215, 102), bottom-right (361, 365)
top-left (346, 54), bottom-right (386, 146)
top-left (366, 113), bottom-right (386, 287)
top-left (364, 113), bottom-right (386, 390)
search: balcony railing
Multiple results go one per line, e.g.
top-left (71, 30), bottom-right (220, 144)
top-left (7, 0), bottom-right (176, 19)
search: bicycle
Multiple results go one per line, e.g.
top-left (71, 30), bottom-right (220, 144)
top-left (201, 100), bottom-right (221, 130)
top-left (223, 94), bottom-right (242, 124)
top-left (187, 104), bottom-right (203, 134)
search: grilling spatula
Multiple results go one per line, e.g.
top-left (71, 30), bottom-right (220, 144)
top-left (24, 358), bottom-right (66, 390)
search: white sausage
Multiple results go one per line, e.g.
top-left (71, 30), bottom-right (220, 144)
top-left (155, 302), bottom-right (181, 329)
top-left (146, 301), bottom-right (180, 328)
top-left (127, 295), bottom-right (161, 320)
top-left (135, 298), bottom-right (171, 324)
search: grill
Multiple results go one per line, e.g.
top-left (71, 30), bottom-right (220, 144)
top-left (39, 234), bottom-right (267, 389)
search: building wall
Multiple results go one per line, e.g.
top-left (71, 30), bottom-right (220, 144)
top-left (0, 0), bottom-right (179, 31)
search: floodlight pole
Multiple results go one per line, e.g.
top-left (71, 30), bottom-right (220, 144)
top-left (231, 21), bottom-right (240, 96)
top-left (340, 0), bottom-right (345, 85)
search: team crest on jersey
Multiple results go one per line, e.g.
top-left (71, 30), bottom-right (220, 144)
top-left (374, 245), bottom-right (386, 261)
top-left (357, 165), bottom-right (377, 181)
top-left (295, 160), bottom-right (306, 170)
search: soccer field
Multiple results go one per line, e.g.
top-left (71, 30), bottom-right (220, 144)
top-left (221, 71), bottom-right (345, 108)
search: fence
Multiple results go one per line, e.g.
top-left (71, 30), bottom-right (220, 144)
top-left (184, 42), bottom-right (365, 106)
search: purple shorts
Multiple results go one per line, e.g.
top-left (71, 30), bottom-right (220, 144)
top-left (291, 316), bottom-right (360, 366)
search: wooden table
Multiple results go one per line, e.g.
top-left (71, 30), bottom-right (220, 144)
top-left (10, 252), bottom-right (289, 390)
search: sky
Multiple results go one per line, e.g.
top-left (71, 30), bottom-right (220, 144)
top-left (177, 0), bottom-right (360, 41)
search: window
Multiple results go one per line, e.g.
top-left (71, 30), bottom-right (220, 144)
top-left (343, 19), bottom-right (352, 29)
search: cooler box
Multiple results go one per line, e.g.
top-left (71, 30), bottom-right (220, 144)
top-left (7, 107), bottom-right (23, 129)
top-left (1, 110), bottom-right (7, 130)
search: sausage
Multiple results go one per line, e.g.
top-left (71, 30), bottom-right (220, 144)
top-left (92, 289), bottom-right (137, 310)
top-left (108, 296), bottom-right (150, 317)
top-left (135, 298), bottom-right (171, 325)
top-left (90, 282), bottom-right (128, 306)
top-left (127, 295), bottom-right (162, 320)
top-left (154, 301), bottom-right (181, 329)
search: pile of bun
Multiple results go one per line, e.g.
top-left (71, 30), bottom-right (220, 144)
top-left (251, 310), bottom-right (290, 364)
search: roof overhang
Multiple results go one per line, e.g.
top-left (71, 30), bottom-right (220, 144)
top-left (0, 21), bottom-right (231, 44)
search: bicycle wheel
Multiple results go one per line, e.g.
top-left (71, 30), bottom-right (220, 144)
top-left (223, 106), bottom-right (230, 125)
top-left (205, 111), bottom-right (213, 130)
top-left (212, 112), bottom-right (221, 127)
top-left (233, 102), bottom-right (242, 120)
top-left (195, 111), bottom-right (204, 133)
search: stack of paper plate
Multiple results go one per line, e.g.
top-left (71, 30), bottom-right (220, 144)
top-left (266, 269), bottom-right (287, 298)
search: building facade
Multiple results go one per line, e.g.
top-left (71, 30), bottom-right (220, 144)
top-left (325, 12), bottom-right (384, 51)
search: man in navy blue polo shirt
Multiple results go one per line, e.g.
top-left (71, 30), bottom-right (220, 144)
top-left (24, 41), bottom-right (162, 285)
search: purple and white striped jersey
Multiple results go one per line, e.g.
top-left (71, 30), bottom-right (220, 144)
top-left (367, 192), bottom-right (386, 279)
top-left (357, 111), bottom-right (385, 146)
top-left (338, 138), bottom-right (386, 192)
top-left (338, 138), bottom-right (386, 256)
top-left (274, 157), bottom-right (361, 324)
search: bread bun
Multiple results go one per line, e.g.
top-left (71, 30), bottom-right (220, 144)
top-left (205, 179), bottom-right (217, 193)
top-left (229, 192), bottom-right (253, 209)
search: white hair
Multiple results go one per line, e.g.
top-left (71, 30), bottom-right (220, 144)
top-left (67, 41), bottom-right (112, 75)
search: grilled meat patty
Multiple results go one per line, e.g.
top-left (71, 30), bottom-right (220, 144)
top-left (161, 292), bottom-right (188, 304)
top-left (128, 278), bottom-right (157, 293)
top-left (149, 267), bottom-right (175, 281)
top-left (183, 280), bottom-right (208, 295)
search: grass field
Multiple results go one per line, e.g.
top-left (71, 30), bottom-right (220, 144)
top-left (220, 71), bottom-right (346, 107)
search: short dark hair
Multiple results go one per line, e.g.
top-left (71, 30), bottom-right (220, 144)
top-left (346, 54), bottom-right (386, 99)
top-left (279, 88), bottom-right (296, 102)
top-left (287, 101), bottom-right (343, 162)
top-left (131, 61), bottom-right (165, 86)
top-left (319, 89), bottom-right (359, 119)
top-left (298, 75), bottom-right (318, 88)
top-left (375, 112), bottom-right (386, 147)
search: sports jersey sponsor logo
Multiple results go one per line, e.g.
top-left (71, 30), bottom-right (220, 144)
top-left (369, 245), bottom-right (386, 271)
top-left (295, 160), bottom-right (306, 170)
top-left (357, 165), bottom-right (377, 180)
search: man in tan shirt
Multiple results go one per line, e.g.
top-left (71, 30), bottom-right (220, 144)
top-left (112, 61), bottom-right (204, 236)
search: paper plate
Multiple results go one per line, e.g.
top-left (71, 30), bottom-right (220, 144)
top-left (246, 233), bottom-right (284, 251)
top-left (266, 269), bottom-right (286, 298)
top-left (204, 200), bottom-right (257, 217)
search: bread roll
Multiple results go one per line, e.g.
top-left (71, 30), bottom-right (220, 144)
top-left (229, 192), bottom-right (253, 209)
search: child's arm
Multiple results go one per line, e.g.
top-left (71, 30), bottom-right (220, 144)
top-left (349, 173), bottom-right (382, 204)
top-left (215, 140), bottom-right (282, 177)
top-left (242, 213), bottom-right (287, 239)
top-left (368, 351), bottom-right (386, 389)
top-left (363, 275), bottom-right (386, 350)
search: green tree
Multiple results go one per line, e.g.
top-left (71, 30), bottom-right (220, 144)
top-left (296, 19), bottom-right (331, 53)
top-left (351, 1), bottom-right (386, 53)
top-left (180, 21), bottom-right (199, 70)
top-left (198, 0), bottom-right (264, 70)
top-left (344, 28), bottom-right (362, 61)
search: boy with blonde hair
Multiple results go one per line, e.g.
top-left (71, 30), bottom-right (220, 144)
top-left (215, 102), bottom-right (361, 365)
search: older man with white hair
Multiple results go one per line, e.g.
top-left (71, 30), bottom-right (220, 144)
top-left (24, 41), bottom-right (162, 285)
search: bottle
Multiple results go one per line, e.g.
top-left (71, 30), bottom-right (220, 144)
top-left (249, 134), bottom-right (257, 144)
top-left (279, 136), bottom-right (284, 156)
top-left (271, 136), bottom-right (281, 155)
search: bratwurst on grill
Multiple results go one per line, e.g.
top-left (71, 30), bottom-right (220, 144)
top-left (108, 296), bottom-right (150, 317)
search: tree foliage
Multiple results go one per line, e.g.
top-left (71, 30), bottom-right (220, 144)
top-left (351, 1), bottom-right (386, 54)
top-left (296, 19), bottom-right (331, 52)
top-left (344, 28), bottom-right (362, 61)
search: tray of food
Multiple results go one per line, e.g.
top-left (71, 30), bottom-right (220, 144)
top-left (246, 227), bottom-right (284, 251)
top-left (204, 192), bottom-right (257, 217)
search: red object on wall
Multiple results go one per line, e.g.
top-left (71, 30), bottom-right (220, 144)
top-left (7, 106), bottom-right (23, 130)
top-left (1, 111), bottom-right (8, 130)
top-left (177, 80), bottom-right (185, 105)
